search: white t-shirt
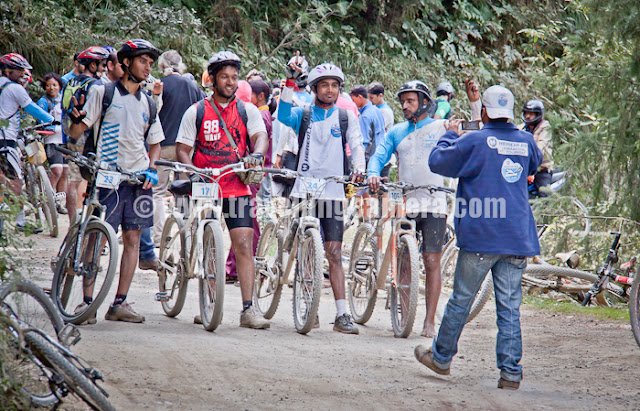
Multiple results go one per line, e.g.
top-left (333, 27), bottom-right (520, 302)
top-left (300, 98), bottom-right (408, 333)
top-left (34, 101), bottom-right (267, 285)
top-left (175, 100), bottom-right (266, 148)
top-left (82, 82), bottom-right (164, 173)
top-left (0, 77), bottom-right (32, 141)
top-left (380, 106), bottom-right (394, 132)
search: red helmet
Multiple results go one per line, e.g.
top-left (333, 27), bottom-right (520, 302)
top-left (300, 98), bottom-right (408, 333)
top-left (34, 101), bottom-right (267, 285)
top-left (77, 46), bottom-right (110, 66)
top-left (0, 53), bottom-right (33, 70)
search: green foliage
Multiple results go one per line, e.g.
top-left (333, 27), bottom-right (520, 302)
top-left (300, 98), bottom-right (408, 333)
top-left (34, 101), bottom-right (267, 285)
top-left (2, 0), bottom-right (640, 245)
top-left (524, 296), bottom-right (630, 322)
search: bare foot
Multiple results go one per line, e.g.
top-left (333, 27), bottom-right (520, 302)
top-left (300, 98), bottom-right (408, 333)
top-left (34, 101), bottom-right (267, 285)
top-left (421, 324), bottom-right (437, 338)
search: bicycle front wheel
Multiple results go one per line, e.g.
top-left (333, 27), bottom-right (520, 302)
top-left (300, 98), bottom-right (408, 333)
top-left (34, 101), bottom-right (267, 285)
top-left (0, 280), bottom-right (65, 407)
top-left (253, 221), bottom-right (283, 319)
top-left (389, 234), bottom-right (420, 338)
top-left (292, 227), bottom-right (323, 334)
top-left (51, 220), bottom-right (118, 324)
top-left (37, 165), bottom-right (58, 237)
top-left (347, 223), bottom-right (377, 325)
top-left (158, 215), bottom-right (188, 317)
top-left (630, 270), bottom-right (640, 348)
top-left (25, 332), bottom-right (115, 411)
top-left (199, 220), bottom-right (225, 332)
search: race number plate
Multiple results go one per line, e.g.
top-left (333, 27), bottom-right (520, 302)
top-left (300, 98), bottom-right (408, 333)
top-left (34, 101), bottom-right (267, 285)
top-left (95, 170), bottom-right (121, 189)
top-left (388, 188), bottom-right (404, 206)
top-left (192, 183), bottom-right (218, 200)
top-left (300, 178), bottom-right (325, 194)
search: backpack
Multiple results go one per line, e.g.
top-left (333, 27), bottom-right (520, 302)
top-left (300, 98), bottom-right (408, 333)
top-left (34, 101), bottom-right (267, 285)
top-left (81, 81), bottom-right (157, 181)
top-left (194, 97), bottom-right (248, 151)
top-left (273, 105), bottom-right (350, 187)
top-left (0, 81), bottom-right (21, 130)
top-left (61, 75), bottom-right (97, 137)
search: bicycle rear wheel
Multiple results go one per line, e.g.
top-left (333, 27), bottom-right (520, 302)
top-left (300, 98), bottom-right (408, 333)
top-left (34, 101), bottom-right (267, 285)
top-left (51, 220), bottom-right (118, 324)
top-left (253, 221), bottom-right (283, 319)
top-left (0, 280), bottom-right (65, 407)
top-left (37, 165), bottom-right (58, 237)
top-left (25, 332), bottom-right (115, 411)
top-left (389, 234), bottom-right (419, 338)
top-left (199, 221), bottom-right (225, 332)
top-left (347, 223), bottom-right (377, 325)
top-left (158, 215), bottom-right (188, 317)
top-left (630, 271), bottom-right (640, 348)
top-left (437, 245), bottom-right (492, 324)
top-left (292, 227), bottom-right (323, 334)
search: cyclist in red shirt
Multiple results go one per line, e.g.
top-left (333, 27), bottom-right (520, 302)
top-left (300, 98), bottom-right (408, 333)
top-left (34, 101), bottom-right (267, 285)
top-left (175, 51), bottom-right (270, 329)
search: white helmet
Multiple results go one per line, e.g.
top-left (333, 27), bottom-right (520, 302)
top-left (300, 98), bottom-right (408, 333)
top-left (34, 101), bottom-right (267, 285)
top-left (308, 63), bottom-right (345, 87)
top-left (436, 81), bottom-right (454, 96)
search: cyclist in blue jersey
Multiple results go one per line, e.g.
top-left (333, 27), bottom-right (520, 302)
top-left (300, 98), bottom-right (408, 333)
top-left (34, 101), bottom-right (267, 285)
top-left (0, 53), bottom-right (55, 233)
top-left (367, 80), bottom-right (449, 338)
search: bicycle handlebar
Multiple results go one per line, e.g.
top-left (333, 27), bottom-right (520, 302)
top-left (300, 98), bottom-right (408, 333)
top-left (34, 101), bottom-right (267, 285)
top-left (55, 146), bottom-right (144, 184)
top-left (378, 181), bottom-right (455, 195)
top-left (17, 121), bottom-right (60, 135)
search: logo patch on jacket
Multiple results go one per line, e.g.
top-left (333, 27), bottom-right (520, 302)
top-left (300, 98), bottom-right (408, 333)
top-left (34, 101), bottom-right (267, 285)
top-left (501, 159), bottom-right (523, 183)
top-left (330, 126), bottom-right (341, 138)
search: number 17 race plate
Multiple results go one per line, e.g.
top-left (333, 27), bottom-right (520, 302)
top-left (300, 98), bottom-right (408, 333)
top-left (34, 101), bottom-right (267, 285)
top-left (192, 182), bottom-right (218, 200)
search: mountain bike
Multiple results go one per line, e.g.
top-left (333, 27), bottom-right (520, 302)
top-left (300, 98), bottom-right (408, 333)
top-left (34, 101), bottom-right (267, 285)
top-left (581, 232), bottom-right (634, 306)
top-left (155, 160), bottom-right (255, 331)
top-left (50, 146), bottom-right (143, 324)
top-left (17, 122), bottom-right (59, 237)
top-left (630, 269), bottom-right (640, 348)
top-left (346, 182), bottom-right (454, 337)
top-left (253, 170), bottom-right (352, 334)
top-left (1, 280), bottom-right (114, 410)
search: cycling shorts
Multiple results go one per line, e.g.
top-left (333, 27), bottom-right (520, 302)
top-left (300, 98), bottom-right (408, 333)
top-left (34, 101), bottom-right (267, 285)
top-left (290, 198), bottom-right (344, 243)
top-left (0, 140), bottom-right (22, 180)
top-left (222, 196), bottom-right (254, 230)
top-left (407, 212), bottom-right (447, 253)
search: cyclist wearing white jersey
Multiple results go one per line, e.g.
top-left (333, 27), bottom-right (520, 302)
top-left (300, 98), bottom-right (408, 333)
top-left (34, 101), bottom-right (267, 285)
top-left (276, 63), bottom-right (366, 334)
top-left (0, 53), bottom-right (55, 233)
top-left (367, 80), bottom-right (449, 338)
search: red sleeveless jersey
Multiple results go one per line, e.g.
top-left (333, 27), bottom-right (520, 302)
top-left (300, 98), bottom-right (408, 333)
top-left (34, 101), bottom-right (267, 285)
top-left (192, 97), bottom-right (250, 198)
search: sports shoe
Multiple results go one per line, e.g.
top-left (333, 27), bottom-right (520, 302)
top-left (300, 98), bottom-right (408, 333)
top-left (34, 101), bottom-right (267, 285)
top-left (240, 307), bottom-right (270, 329)
top-left (333, 313), bottom-right (359, 334)
top-left (104, 302), bottom-right (145, 323)
top-left (498, 378), bottom-right (520, 390)
top-left (16, 223), bottom-right (43, 234)
top-left (414, 345), bottom-right (450, 375)
top-left (194, 314), bottom-right (202, 325)
top-left (56, 203), bottom-right (68, 215)
top-left (73, 302), bottom-right (97, 325)
top-left (313, 315), bottom-right (320, 329)
top-left (138, 259), bottom-right (159, 271)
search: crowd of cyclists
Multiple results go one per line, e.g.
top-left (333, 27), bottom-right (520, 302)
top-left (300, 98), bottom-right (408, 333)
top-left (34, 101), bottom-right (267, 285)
top-left (0, 39), bottom-right (553, 390)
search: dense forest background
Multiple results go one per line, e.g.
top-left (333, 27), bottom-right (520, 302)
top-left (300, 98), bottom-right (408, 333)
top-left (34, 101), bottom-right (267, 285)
top-left (1, 0), bottom-right (639, 227)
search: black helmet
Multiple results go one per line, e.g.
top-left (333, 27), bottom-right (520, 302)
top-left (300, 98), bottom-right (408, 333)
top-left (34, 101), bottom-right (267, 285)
top-left (0, 53), bottom-right (33, 70)
top-left (117, 39), bottom-right (161, 64)
top-left (207, 51), bottom-right (242, 81)
top-left (398, 80), bottom-right (433, 122)
top-left (295, 71), bottom-right (308, 88)
top-left (521, 99), bottom-right (545, 125)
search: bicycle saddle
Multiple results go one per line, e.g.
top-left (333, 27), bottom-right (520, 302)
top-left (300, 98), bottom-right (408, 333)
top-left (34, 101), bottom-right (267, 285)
top-left (555, 250), bottom-right (580, 269)
top-left (169, 180), bottom-right (192, 196)
top-left (551, 171), bottom-right (565, 184)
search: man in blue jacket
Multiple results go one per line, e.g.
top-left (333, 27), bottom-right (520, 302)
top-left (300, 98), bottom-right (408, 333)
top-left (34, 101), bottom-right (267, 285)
top-left (414, 85), bottom-right (543, 390)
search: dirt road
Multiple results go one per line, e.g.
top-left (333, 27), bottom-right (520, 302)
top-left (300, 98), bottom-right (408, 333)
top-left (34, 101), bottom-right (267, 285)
top-left (18, 221), bottom-right (640, 410)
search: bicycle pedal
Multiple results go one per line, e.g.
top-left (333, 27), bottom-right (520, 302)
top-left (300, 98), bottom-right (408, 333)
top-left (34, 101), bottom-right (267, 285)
top-left (155, 292), bottom-right (169, 302)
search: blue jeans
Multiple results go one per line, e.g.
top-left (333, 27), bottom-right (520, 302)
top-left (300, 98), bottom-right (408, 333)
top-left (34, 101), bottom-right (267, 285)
top-left (139, 227), bottom-right (156, 262)
top-left (432, 250), bottom-right (527, 382)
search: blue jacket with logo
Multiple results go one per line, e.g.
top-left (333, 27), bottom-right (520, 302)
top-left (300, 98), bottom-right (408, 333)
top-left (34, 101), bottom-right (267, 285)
top-left (428, 122), bottom-right (543, 256)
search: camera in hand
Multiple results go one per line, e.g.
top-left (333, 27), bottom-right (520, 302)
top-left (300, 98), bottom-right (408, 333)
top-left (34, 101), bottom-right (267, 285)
top-left (462, 120), bottom-right (481, 131)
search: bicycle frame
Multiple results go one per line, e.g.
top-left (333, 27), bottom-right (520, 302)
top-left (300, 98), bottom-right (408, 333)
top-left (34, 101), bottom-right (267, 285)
top-left (371, 190), bottom-right (417, 291)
